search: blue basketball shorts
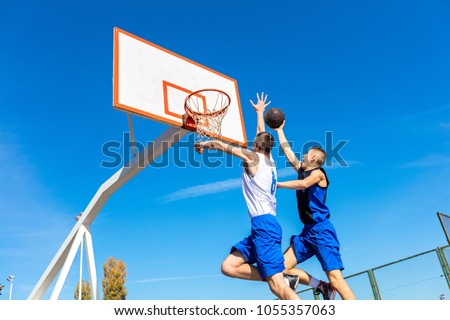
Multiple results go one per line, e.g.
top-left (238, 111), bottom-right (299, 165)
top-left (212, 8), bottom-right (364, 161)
top-left (291, 219), bottom-right (344, 272)
top-left (231, 214), bottom-right (285, 279)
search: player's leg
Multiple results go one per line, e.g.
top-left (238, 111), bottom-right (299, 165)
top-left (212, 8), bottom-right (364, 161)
top-left (283, 244), bottom-right (313, 286)
top-left (251, 214), bottom-right (299, 299)
top-left (266, 272), bottom-right (301, 300)
top-left (283, 236), bottom-right (326, 291)
top-left (221, 250), bottom-right (262, 281)
top-left (325, 269), bottom-right (356, 300)
top-left (313, 220), bottom-right (356, 299)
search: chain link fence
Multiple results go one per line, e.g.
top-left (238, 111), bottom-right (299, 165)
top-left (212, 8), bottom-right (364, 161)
top-left (297, 245), bottom-right (450, 300)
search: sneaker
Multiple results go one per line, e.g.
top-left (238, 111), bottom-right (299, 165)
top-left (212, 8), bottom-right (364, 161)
top-left (283, 273), bottom-right (299, 291)
top-left (314, 281), bottom-right (336, 300)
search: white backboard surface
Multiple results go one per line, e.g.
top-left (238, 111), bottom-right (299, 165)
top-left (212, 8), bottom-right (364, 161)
top-left (113, 28), bottom-right (247, 147)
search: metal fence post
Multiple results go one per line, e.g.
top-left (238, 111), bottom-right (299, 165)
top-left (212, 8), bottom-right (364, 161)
top-left (436, 246), bottom-right (450, 290)
top-left (367, 270), bottom-right (382, 300)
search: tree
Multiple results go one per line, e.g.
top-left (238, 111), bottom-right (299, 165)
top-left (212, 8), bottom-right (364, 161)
top-left (102, 256), bottom-right (127, 300)
top-left (74, 280), bottom-right (92, 300)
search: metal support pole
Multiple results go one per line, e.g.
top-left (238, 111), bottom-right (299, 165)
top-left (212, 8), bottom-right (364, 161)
top-left (49, 226), bottom-right (85, 300)
top-left (84, 224), bottom-right (98, 300)
top-left (313, 291), bottom-right (321, 300)
top-left (28, 127), bottom-right (188, 300)
top-left (436, 246), bottom-right (450, 290)
top-left (127, 113), bottom-right (137, 158)
top-left (9, 281), bottom-right (13, 300)
top-left (7, 275), bottom-right (14, 300)
top-left (367, 270), bottom-right (382, 300)
top-left (78, 235), bottom-right (83, 300)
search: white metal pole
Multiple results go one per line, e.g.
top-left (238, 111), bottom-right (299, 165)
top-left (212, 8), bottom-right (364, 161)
top-left (9, 282), bottom-right (13, 300)
top-left (127, 113), bottom-right (137, 158)
top-left (28, 127), bottom-right (188, 300)
top-left (49, 227), bottom-right (85, 300)
top-left (78, 236), bottom-right (83, 300)
top-left (83, 225), bottom-right (98, 300)
top-left (7, 275), bottom-right (14, 300)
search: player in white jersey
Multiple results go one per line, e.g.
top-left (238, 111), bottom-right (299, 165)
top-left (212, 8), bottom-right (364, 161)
top-left (195, 93), bottom-right (299, 300)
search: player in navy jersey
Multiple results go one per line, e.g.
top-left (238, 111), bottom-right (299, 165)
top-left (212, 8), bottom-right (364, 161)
top-left (275, 121), bottom-right (356, 300)
top-left (195, 93), bottom-right (299, 300)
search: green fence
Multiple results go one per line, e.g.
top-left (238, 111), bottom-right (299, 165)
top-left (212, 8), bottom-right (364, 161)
top-left (297, 245), bottom-right (450, 300)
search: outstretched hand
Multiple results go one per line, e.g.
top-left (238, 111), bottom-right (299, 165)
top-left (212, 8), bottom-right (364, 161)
top-left (194, 141), bottom-right (217, 154)
top-left (194, 142), bottom-right (206, 154)
top-left (250, 92), bottom-right (271, 114)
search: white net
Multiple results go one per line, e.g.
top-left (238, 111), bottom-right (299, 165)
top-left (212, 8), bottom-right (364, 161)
top-left (184, 89), bottom-right (230, 143)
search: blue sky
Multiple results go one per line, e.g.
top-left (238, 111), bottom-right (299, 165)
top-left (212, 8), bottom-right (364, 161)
top-left (1, 0), bottom-right (450, 300)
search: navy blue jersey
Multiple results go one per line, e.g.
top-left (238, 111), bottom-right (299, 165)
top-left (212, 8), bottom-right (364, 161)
top-left (296, 167), bottom-right (330, 224)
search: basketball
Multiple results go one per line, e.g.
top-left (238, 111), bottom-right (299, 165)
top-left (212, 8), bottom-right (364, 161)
top-left (264, 108), bottom-right (285, 129)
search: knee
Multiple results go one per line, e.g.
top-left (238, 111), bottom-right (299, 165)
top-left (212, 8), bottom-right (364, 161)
top-left (327, 271), bottom-right (343, 289)
top-left (221, 261), bottom-right (235, 278)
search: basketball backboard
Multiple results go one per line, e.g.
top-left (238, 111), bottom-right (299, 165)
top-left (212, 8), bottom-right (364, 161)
top-left (113, 28), bottom-right (247, 147)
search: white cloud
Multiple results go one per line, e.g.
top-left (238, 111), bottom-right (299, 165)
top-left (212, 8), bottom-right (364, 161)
top-left (398, 153), bottom-right (450, 169)
top-left (0, 130), bottom-right (74, 299)
top-left (160, 167), bottom-right (299, 203)
top-left (277, 167), bottom-right (297, 178)
top-left (439, 121), bottom-right (450, 130)
top-left (401, 105), bottom-right (450, 122)
top-left (0, 137), bottom-right (59, 225)
top-left (376, 104), bottom-right (450, 132)
top-left (133, 274), bottom-right (221, 283)
top-left (0, 134), bottom-right (70, 223)
top-left (160, 162), bottom-right (359, 203)
top-left (161, 178), bottom-right (241, 203)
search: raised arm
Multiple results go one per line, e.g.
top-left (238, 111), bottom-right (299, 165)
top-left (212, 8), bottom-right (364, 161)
top-left (250, 92), bottom-right (271, 134)
top-left (274, 121), bottom-right (302, 172)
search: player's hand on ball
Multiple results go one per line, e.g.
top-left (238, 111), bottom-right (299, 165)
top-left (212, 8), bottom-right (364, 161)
top-left (274, 120), bottom-right (285, 131)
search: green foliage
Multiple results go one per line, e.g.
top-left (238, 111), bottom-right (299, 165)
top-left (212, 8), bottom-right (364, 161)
top-left (102, 256), bottom-right (127, 300)
top-left (74, 280), bottom-right (92, 300)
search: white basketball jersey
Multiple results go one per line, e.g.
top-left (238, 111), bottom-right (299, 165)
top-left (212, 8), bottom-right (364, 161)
top-left (242, 152), bottom-right (277, 218)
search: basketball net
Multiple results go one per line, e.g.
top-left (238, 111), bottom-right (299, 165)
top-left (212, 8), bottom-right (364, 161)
top-left (184, 89), bottom-right (230, 143)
